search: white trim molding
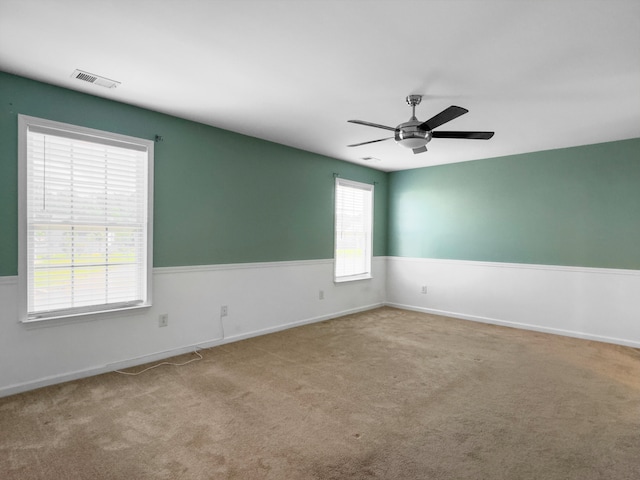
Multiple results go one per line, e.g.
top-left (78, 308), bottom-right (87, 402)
top-left (386, 256), bottom-right (640, 349)
top-left (3, 254), bottom-right (639, 398)
top-left (388, 255), bottom-right (640, 277)
top-left (0, 276), bottom-right (17, 286)
top-left (0, 257), bottom-right (386, 398)
top-left (153, 258), bottom-right (333, 275)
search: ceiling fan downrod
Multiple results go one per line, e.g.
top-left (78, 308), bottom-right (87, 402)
top-left (406, 94), bottom-right (422, 121)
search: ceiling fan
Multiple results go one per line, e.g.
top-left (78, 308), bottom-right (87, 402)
top-left (348, 95), bottom-right (494, 154)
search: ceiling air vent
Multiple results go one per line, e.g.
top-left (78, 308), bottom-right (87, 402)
top-left (71, 69), bottom-right (120, 88)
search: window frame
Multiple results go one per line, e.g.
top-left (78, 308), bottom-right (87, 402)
top-left (334, 177), bottom-right (374, 283)
top-left (17, 114), bottom-right (154, 323)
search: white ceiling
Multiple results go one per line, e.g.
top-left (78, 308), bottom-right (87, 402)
top-left (1, 0), bottom-right (639, 172)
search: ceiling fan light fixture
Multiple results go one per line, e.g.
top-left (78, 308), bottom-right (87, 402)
top-left (394, 122), bottom-right (431, 149)
top-left (396, 136), bottom-right (428, 149)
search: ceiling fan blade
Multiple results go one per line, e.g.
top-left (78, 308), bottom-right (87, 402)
top-left (348, 120), bottom-right (396, 132)
top-left (412, 146), bottom-right (428, 154)
top-left (347, 137), bottom-right (393, 147)
top-left (419, 106), bottom-right (468, 131)
top-left (432, 131), bottom-right (495, 140)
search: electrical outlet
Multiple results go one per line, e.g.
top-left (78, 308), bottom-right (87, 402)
top-left (221, 305), bottom-right (228, 317)
top-left (158, 313), bottom-right (169, 327)
top-left (421, 286), bottom-right (428, 294)
top-left (319, 290), bottom-right (324, 300)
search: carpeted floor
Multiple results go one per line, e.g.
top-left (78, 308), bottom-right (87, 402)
top-left (1, 307), bottom-right (640, 479)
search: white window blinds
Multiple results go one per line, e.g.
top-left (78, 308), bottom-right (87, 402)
top-left (334, 178), bottom-right (374, 282)
top-left (19, 116), bottom-right (153, 321)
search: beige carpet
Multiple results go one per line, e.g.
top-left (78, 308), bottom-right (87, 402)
top-left (1, 307), bottom-right (639, 479)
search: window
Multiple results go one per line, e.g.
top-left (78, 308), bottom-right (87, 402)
top-left (334, 178), bottom-right (374, 282)
top-left (18, 115), bottom-right (153, 322)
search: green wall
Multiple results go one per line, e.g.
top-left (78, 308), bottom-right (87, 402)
top-left (3, 71), bottom-right (639, 276)
top-left (389, 138), bottom-right (640, 270)
top-left (0, 72), bottom-right (388, 276)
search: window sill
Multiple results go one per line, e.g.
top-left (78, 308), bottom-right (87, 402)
top-left (334, 273), bottom-right (373, 283)
top-left (20, 303), bottom-right (152, 328)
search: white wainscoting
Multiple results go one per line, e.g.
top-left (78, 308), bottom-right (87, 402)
top-left (3, 256), bottom-right (638, 397)
top-left (0, 258), bottom-right (386, 397)
top-left (386, 257), bottom-right (640, 348)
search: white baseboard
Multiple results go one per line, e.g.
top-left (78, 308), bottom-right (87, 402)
top-left (0, 342), bottom-right (221, 399)
top-left (221, 302), bottom-right (384, 343)
top-left (0, 255), bottom-right (386, 398)
top-left (385, 302), bottom-right (640, 349)
top-left (0, 302), bottom-right (384, 398)
top-left (386, 256), bottom-right (640, 350)
top-left (4, 254), bottom-right (639, 398)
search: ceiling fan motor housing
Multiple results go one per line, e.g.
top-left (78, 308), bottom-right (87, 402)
top-left (395, 120), bottom-right (432, 149)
